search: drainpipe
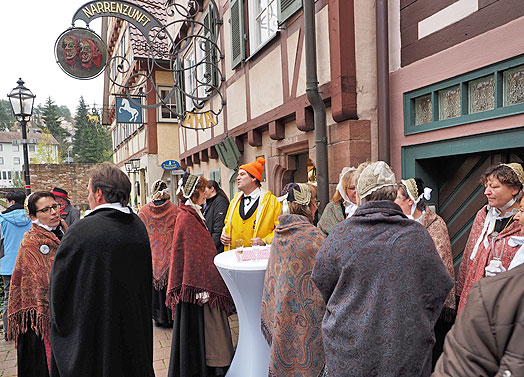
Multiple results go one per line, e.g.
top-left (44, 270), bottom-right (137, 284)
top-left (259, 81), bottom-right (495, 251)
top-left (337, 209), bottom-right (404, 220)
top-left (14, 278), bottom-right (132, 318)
top-left (376, 0), bottom-right (390, 163)
top-left (304, 0), bottom-right (329, 215)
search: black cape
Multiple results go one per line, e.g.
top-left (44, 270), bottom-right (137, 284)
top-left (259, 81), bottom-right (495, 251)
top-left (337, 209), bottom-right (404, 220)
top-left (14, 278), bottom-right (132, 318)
top-left (49, 208), bottom-right (154, 377)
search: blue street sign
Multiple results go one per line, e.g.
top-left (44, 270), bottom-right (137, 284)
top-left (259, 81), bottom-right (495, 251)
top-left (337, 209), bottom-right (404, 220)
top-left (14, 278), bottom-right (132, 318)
top-left (116, 97), bottom-right (143, 123)
top-left (161, 160), bottom-right (181, 170)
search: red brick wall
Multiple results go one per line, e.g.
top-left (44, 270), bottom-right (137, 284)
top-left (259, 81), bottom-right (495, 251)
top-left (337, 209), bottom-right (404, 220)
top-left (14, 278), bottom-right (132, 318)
top-left (29, 163), bottom-right (96, 211)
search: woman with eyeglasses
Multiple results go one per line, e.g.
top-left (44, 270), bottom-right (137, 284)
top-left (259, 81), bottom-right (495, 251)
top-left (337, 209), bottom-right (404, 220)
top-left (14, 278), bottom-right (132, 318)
top-left (7, 191), bottom-right (67, 376)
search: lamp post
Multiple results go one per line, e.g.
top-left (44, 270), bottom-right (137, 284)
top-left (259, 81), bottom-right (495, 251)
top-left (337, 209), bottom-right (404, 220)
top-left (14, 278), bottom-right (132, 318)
top-left (7, 78), bottom-right (35, 195)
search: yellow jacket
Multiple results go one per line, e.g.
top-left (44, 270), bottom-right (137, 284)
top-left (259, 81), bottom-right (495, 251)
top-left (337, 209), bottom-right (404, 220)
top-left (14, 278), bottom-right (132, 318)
top-left (222, 190), bottom-right (282, 251)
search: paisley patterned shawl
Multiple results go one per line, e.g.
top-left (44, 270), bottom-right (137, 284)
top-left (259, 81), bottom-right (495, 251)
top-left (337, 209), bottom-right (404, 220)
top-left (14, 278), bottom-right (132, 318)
top-left (317, 201), bottom-right (345, 236)
top-left (261, 214), bottom-right (326, 377)
top-left (312, 201), bottom-right (453, 377)
top-left (458, 205), bottom-right (521, 314)
top-left (7, 221), bottom-right (65, 345)
top-left (138, 201), bottom-right (178, 290)
top-left (419, 207), bottom-right (456, 318)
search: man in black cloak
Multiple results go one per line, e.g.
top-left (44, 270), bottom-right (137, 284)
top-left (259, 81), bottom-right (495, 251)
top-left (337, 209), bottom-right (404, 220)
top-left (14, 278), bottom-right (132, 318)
top-left (49, 162), bottom-right (154, 377)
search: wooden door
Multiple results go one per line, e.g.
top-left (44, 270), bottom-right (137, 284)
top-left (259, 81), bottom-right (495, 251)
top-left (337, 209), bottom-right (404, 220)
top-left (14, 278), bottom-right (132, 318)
top-left (431, 150), bottom-right (524, 277)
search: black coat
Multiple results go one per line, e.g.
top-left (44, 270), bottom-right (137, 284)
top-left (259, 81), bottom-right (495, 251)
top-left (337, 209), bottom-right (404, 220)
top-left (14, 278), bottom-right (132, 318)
top-left (49, 208), bottom-right (154, 377)
top-left (203, 194), bottom-right (229, 253)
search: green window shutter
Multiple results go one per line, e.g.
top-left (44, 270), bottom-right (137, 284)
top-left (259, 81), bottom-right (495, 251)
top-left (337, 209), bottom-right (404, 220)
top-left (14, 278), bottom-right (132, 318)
top-left (204, 5), bottom-right (219, 89)
top-left (174, 57), bottom-right (185, 118)
top-left (229, 0), bottom-right (245, 69)
top-left (278, 0), bottom-right (302, 25)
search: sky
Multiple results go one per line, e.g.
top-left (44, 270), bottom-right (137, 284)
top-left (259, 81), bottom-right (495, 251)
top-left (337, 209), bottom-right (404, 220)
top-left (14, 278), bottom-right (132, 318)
top-left (1, 1), bottom-right (104, 115)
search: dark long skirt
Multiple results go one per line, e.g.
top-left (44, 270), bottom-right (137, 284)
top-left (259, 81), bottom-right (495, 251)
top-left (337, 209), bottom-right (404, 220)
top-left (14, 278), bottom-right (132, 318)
top-left (153, 286), bottom-right (173, 328)
top-left (168, 302), bottom-right (207, 377)
top-left (18, 327), bottom-right (50, 377)
top-left (432, 315), bottom-right (455, 370)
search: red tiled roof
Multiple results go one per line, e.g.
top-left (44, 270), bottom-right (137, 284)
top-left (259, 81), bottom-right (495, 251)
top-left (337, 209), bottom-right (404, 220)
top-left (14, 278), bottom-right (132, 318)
top-left (127, 0), bottom-right (170, 60)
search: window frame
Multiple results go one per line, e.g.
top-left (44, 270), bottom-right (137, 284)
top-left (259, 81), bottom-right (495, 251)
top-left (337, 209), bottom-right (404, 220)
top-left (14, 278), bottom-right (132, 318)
top-left (157, 85), bottom-right (179, 123)
top-left (247, 0), bottom-right (279, 54)
top-left (13, 157), bottom-right (21, 165)
top-left (404, 53), bottom-right (524, 135)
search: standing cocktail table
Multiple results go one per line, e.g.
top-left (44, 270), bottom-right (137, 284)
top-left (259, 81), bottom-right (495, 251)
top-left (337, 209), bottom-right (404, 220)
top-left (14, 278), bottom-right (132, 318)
top-left (214, 249), bottom-right (270, 377)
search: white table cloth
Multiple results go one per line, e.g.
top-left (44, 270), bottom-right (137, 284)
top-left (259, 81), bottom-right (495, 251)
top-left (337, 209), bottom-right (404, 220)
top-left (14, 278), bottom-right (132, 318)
top-left (214, 248), bottom-right (270, 377)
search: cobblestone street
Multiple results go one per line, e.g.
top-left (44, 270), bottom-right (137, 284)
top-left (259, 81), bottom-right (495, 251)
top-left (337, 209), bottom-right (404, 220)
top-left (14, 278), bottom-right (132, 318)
top-left (0, 315), bottom-right (238, 376)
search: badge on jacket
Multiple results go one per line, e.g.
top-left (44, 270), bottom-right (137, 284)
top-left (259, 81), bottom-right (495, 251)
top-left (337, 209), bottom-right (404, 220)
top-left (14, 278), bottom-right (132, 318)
top-left (40, 245), bottom-right (50, 255)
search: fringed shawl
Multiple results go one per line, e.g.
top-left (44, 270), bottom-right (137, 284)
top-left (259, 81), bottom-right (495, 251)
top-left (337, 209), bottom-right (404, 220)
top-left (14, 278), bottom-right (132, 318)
top-left (261, 214), bottom-right (326, 377)
top-left (8, 221), bottom-right (65, 345)
top-left (166, 203), bottom-right (235, 316)
top-left (138, 200), bottom-right (178, 290)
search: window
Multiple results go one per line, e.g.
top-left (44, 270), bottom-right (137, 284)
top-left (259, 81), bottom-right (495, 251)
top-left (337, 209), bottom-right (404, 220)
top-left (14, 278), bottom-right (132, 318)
top-left (2, 171), bottom-right (6, 180)
top-left (12, 145), bottom-right (19, 152)
top-left (248, 0), bottom-right (278, 52)
top-left (210, 168), bottom-right (221, 186)
top-left (7, 171), bottom-right (11, 180)
top-left (14, 157), bottom-right (20, 165)
top-left (0, 157), bottom-right (3, 165)
top-left (29, 145), bottom-right (36, 152)
top-left (229, 0), bottom-right (302, 69)
top-left (158, 86), bottom-right (179, 122)
top-left (0, 144), bottom-right (3, 151)
top-left (184, 46), bottom-right (197, 111)
top-left (404, 55), bottom-right (524, 135)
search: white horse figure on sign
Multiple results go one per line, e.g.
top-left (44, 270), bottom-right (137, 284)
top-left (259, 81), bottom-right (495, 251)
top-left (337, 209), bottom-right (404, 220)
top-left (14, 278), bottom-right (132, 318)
top-left (119, 98), bottom-right (139, 122)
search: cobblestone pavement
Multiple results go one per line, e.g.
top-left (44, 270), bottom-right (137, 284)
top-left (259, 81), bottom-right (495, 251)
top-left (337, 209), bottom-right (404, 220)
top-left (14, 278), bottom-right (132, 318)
top-left (0, 314), bottom-right (239, 377)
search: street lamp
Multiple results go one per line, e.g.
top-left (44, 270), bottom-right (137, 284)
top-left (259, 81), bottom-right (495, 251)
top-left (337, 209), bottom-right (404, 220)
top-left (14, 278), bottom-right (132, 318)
top-left (7, 78), bottom-right (35, 195)
top-left (125, 161), bottom-right (133, 174)
top-left (131, 158), bottom-right (140, 171)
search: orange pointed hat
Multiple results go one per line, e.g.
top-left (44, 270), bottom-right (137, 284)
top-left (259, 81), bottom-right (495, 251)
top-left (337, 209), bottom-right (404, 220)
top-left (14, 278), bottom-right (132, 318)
top-left (239, 157), bottom-right (265, 181)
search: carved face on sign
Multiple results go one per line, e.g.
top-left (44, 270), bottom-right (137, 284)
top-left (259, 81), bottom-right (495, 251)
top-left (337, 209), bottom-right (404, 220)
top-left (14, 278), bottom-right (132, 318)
top-left (55, 28), bottom-right (107, 79)
top-left (62, 36), bottom-right (79, 66)
top-left (79, 39), bottom-right (102, 69)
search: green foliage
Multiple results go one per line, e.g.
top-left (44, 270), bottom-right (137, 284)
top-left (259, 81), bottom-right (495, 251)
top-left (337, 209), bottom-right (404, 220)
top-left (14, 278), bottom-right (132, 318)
top-left (0, 99), bottom-right (16, 131)
top-left (42, 97), bottom-right (69, 161)
top-left (12, 171), bottom-right (24, 188)
top-left (73, 97), bottom-right (113, 163)
top-left (31, 128), bottom-right (59, 164)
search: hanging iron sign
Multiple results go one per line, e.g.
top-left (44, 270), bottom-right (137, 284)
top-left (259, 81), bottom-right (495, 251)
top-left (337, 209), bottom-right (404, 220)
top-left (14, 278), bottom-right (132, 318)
top-left (55, 27), bottom-right (108, 79)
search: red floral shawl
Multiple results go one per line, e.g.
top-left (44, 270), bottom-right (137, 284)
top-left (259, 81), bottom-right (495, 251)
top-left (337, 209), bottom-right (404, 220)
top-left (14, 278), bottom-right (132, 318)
top-left (138, 201), bottom-right (178, 290)
top-left (166, 203), bottom-right (234, 316)
top-left (458, 206), bottom-right (521, 314)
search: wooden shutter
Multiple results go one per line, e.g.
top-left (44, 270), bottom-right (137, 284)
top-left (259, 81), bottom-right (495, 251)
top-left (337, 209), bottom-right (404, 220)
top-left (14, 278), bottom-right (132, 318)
top-left (204, 4), bottom-right (219, 90)
top-left (278, 0), bottom-right (302, 25)
top-left (229, 0), bottom-right (245, 69)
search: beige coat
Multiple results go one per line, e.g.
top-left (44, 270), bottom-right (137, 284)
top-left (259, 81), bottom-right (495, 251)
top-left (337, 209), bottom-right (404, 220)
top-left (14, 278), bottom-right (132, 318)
top-left (433, 263), bottom-right (524, 377)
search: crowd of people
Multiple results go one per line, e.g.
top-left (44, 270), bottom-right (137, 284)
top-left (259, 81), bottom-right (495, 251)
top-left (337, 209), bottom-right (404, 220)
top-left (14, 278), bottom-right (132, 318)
top-left (1, 157), bottom-right (523, 377)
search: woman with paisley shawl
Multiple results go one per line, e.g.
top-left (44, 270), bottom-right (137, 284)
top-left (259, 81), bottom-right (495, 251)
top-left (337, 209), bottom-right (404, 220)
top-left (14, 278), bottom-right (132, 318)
top-left (261, 183), bottom-right (326, 377)
top-left (138, 180), bottom-right (178, 328)
top-left (167, 173), bottom-right (235, 377)
top-left (8, 192), bottom-right (66, 377)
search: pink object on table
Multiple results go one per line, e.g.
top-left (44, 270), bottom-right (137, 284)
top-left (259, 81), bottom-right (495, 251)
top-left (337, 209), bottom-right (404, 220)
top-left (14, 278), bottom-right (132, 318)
top-left (234, 246), bottom-right (271, 261)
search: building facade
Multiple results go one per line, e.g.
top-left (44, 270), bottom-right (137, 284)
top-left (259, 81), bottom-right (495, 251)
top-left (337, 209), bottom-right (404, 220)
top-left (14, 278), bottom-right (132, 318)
top-left (0, 131), bottom-right (59, 187)
top-left (389, 0), bottom-right (524, 269)
top-left (172, 0), bottom-right (376, 198)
